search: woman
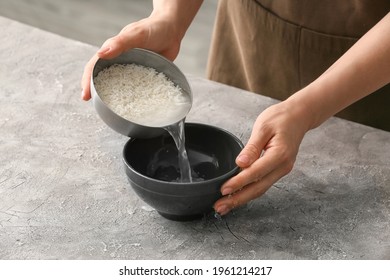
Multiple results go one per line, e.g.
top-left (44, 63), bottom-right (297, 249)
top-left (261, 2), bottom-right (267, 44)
top-left (208, 0), bottom-right (390, 131)
top-left (81, 0), bottom-right (390, 216)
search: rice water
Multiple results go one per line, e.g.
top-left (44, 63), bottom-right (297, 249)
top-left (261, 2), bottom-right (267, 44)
top-left (164, 119), bottom-right (192, 182)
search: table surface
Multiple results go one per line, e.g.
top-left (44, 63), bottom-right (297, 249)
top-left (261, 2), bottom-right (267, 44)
top-left (1, 16), bottom-right (389, 260)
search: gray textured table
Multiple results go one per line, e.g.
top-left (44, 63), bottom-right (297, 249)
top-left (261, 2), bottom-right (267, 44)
top-left (1, 17), bottom-right (389, 260)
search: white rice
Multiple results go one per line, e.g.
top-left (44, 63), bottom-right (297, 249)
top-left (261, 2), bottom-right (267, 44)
top-left (94, 63), bottom-right (191, 127)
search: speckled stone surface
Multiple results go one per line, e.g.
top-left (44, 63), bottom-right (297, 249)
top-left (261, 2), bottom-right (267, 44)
top-left (1, 17), bottom-right (389, 260)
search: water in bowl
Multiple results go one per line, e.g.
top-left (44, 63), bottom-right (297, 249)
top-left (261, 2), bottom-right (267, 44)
top-left (146, 122), bottom-right (220, 183)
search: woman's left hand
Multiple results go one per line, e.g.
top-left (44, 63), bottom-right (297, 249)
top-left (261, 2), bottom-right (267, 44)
top-left (213, 100), bottom-right (311, 216)
top-left (214, 12), bottom-right (390, 216)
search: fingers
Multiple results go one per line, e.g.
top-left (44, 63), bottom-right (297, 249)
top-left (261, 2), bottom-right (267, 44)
top-left (225, 123), bottom-right (272, 192)
top-left (96, 33), bottom-right (138, 60)
top-left (215, 140), bottom-right (295, 216)
top-left (80, 23), bottom-right (149, 101)
top-left (80, 17), bottom-right (183, 101)
top-left (214, 166), bottom-right (288, 216)
top-left (235, 143), bottom-right (262, 167)
top-left (235, 124), bottom-right (271, 168)
top-left (81, 54), bottom-right (98, 101)
top-left (80, 36), bottom-right (140, 100)
top-left (80, 37), bottom-right (118, 101)
top-left (221, 147), bottom-right (288, 195)
top-left (212, 101), bottom-right (308, 216)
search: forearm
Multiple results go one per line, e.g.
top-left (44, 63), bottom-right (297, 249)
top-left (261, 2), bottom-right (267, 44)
top-left (289, 12), bottom-right (390, 130)
top-left (151, 0), bottom-right (203, 40)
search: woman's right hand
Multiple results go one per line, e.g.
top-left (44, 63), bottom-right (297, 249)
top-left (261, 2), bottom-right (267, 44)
top-left (81, 16), bottom-right (183, 101)
top-left (81, 0), bottom-right (204, 100)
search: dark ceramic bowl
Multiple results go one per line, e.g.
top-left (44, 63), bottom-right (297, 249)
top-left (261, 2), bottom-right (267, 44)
top-left (123, 123), bottom-right (243, 221)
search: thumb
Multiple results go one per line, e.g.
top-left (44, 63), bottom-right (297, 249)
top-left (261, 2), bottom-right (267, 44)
top-left (236, 131), bottom-right (268, 168)
top-left (81, 35), bottom-right (129, 100)
top-left (96, 36), bottom-right (128, 60)
top-left (96, 23), bottom-right (149, 60)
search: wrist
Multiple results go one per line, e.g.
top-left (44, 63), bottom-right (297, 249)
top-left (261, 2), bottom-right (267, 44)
top-left (284, 89), bottom-right (321, 132)
top-left (150, 0), bottom-right (203, 41)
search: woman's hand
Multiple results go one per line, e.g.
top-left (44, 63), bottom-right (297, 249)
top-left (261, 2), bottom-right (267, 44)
top-left (214, 100), bottom-right (311, 216)
top-left (214, 12), bottom-right (390, 216)
top-left (81, 17), bottom-right (182, 101)
top-left (81, 0), bottom-right (203, 101)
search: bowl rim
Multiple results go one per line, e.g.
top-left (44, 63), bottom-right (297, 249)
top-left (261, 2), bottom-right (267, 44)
top-left (122, 122), bottom-right (243, 187)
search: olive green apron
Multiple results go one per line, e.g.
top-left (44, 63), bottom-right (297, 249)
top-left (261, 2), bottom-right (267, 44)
top-left (207, 0), bottom-right (390, 131)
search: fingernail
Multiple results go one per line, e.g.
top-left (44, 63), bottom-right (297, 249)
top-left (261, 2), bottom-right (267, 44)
top-left (221, 187), bottom-right (233, 196)
top-left (236, 154), bottom-right (250, 165)
top-left (98, 46), bottom-right (111, 55)
top-left (81, 90), bottom-right (85, 99)
top-left (216, 205), bottom-right (229, 216)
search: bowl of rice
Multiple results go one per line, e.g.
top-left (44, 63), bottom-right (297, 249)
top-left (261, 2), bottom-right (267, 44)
top-left (91, 48), bottom-right (192, 138)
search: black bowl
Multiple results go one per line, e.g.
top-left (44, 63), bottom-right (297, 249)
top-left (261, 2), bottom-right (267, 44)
top-left (123, 123), bottom-right (243, 221)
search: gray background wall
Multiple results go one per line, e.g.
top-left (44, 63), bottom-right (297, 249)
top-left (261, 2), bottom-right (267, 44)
top-left (0, 0), bottom-right (218, 77)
